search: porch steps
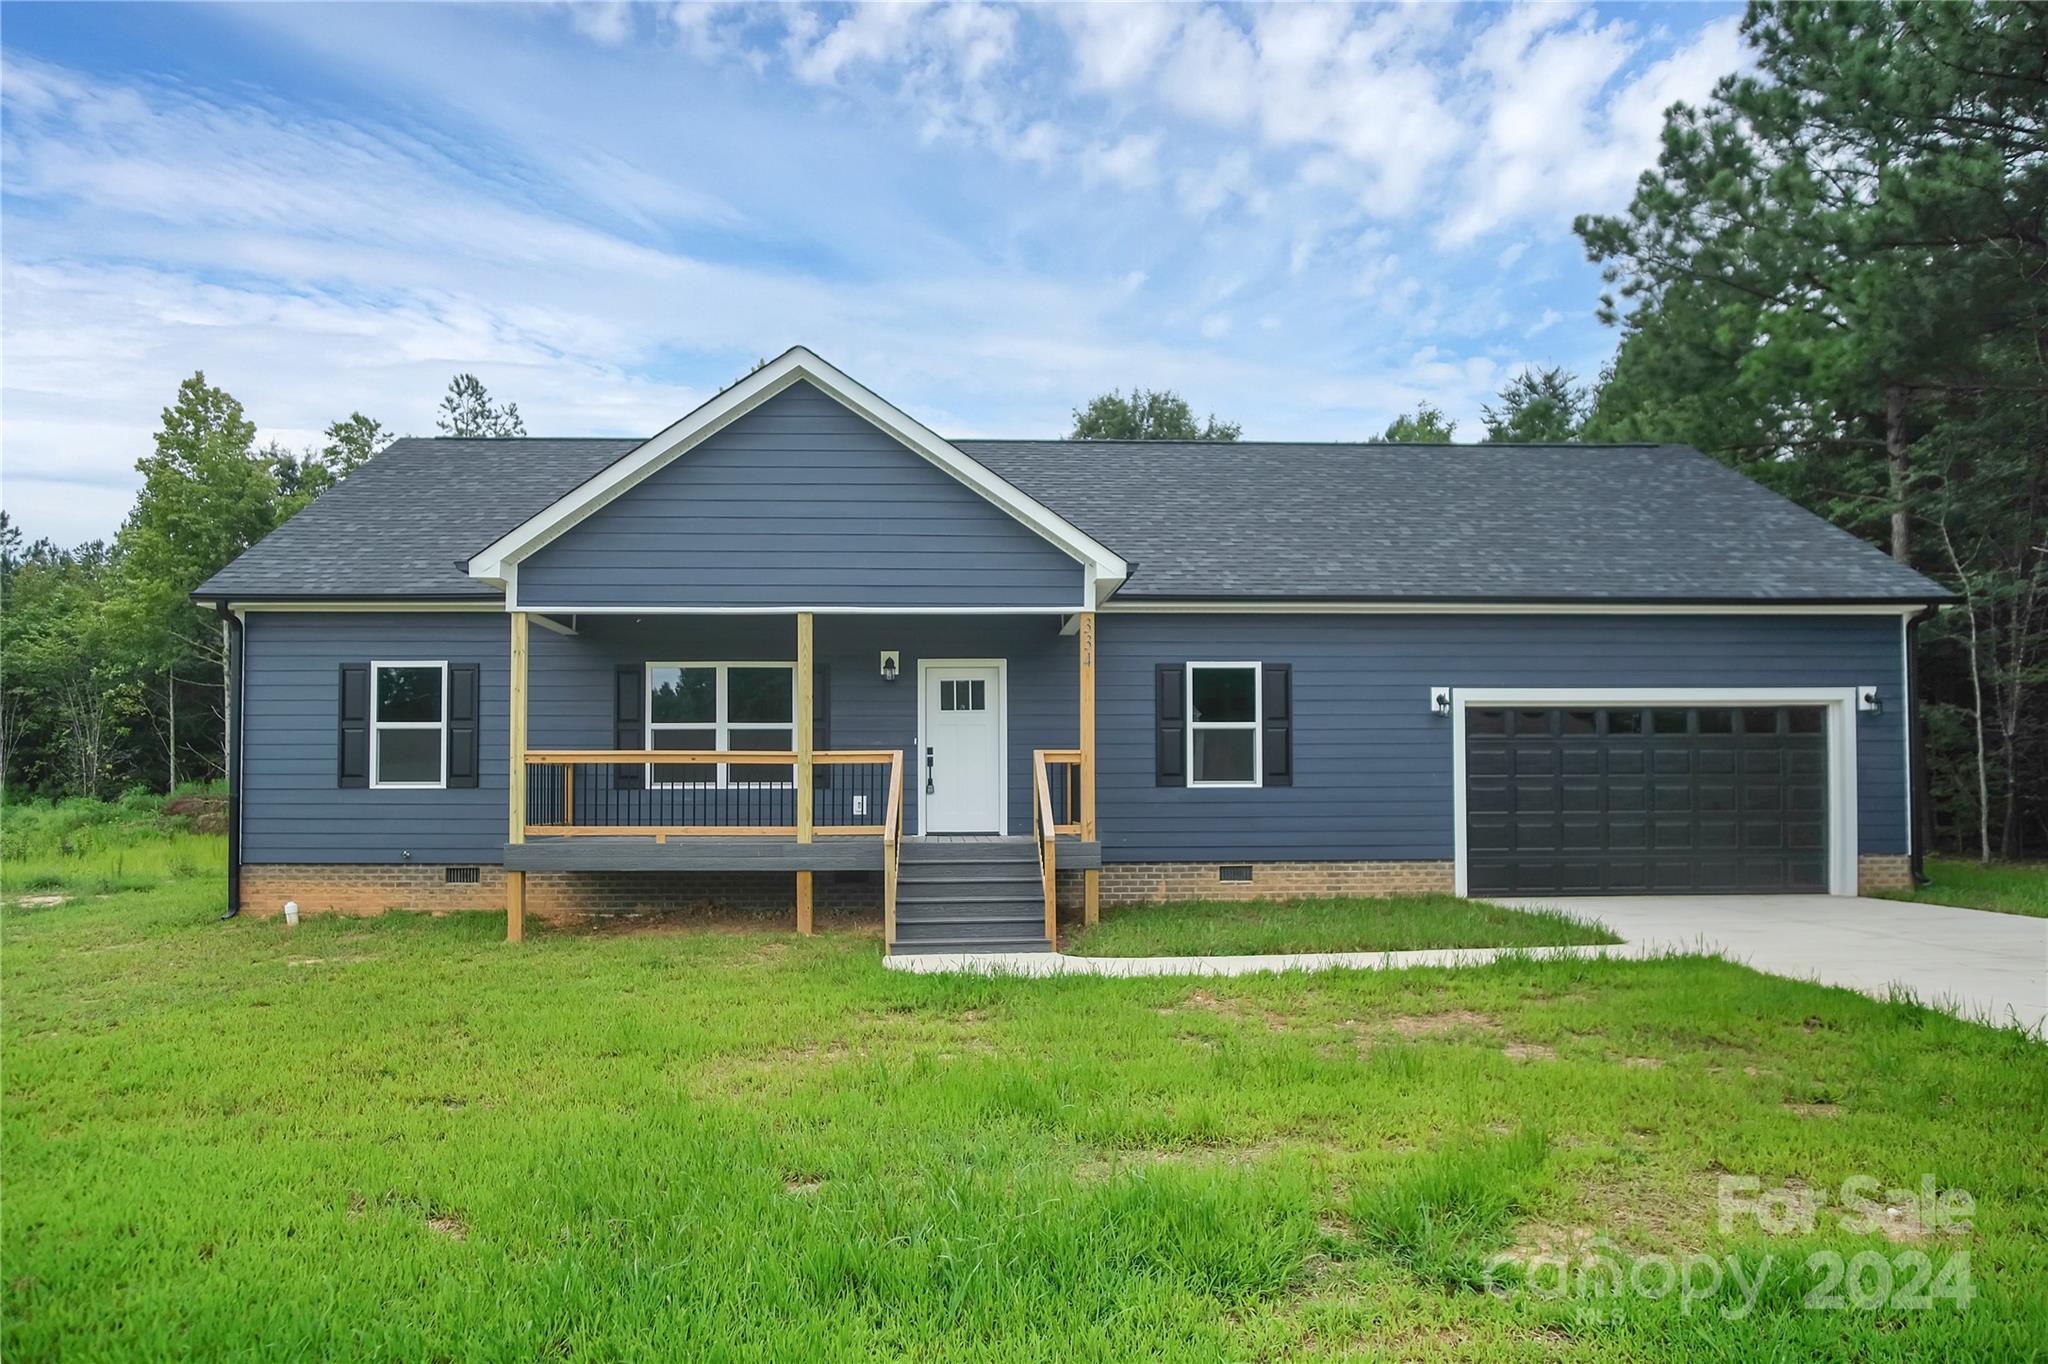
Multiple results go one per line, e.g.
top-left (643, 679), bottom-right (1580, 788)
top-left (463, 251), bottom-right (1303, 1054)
top-left (892, 838), bottom-right (1052, 954)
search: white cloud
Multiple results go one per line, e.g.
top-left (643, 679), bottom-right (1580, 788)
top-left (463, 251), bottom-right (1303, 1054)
top-left (563, 1), bottom-right (634, 47)
top-left (0, 4), bottom-right (1758, 544)
top-left (1175, 148), bottom-right (1264, 218)
top-left (1439, 7), bottom-right (1747, 244)
top-left (1080, 131), bottom-right (1161, 188)
top-left (1056, 4), bottom-right (1181, 91)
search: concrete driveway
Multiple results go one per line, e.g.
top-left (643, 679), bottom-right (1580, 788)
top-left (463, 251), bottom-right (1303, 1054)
top-left (1505, 894), bottom-right (2047, 1035)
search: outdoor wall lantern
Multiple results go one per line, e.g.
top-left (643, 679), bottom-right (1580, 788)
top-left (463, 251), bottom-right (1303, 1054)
top-left (1430, 686), bottom-right (1453, 716)
top-left (1859, 686), bottom-right (1882, 715)
top-left (880, 651), bottom-right (901, 683)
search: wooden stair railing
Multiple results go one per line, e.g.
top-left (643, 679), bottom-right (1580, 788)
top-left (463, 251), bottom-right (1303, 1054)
top-left (1032, 749), bottom-right (1058, 945)
top-left (882, 749), bottom-right (904, 951)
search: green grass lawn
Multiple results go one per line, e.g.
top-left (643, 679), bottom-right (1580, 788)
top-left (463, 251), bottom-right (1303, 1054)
top-left (2, 788), bottom-right (228, 897)
top-left (5, 858), bottom-right (2045, 1363)
top-left (1065, 893), bottom-right (1619, 957)
top-left (1878, 856), bottom-right (2048, 918)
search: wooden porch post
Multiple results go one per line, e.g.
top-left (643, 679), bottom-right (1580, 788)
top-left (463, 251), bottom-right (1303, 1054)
top-left (507, 610), bottom-right (529, 944)
top-left (794, 611), bottom-right (815, 935)
top-left (1079, 610), bottom-right (1100, 926)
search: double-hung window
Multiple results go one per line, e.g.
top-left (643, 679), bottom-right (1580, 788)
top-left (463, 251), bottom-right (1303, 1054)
top-left (1188, 662), bottom-right (1261, 787)
top-left (371, 661), bottom-right (447, 788)
top-left (648, 663), bottom-right (795, 786)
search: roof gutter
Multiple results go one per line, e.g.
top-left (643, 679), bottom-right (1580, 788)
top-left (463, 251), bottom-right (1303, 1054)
top-left (1105, 592), bottom-right (1960, 608)
top-left (216, 604), bottom-right (244, 920)
top-left (1905, 603), bottom-right (1939, 886)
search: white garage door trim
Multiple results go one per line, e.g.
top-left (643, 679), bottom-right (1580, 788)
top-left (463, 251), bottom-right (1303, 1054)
top-left (1450, 687), bottom-right (1859, 898)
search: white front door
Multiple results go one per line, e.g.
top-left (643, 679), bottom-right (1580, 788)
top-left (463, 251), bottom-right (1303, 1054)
top-left (921, 663), bottom-right (1004, 834)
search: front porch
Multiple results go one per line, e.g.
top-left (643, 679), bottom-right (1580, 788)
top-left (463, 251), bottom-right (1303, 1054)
top-left (502, 609), bottom-right (1101, 952)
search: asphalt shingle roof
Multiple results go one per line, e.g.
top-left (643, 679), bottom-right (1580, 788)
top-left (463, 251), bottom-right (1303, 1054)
top-left (195, 438), bottom-right (639, 600)
top-left (196, 435), bottom-right (1950, 604)
top-left (959, 440), bottom-right (1949, 602)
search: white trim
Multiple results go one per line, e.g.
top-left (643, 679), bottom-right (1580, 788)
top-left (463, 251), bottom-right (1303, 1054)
top-left (1187, 661), bottom-right (1263, 788)
top-left (1449, 687), bottom-right (1860, 898)
top-left (465, 346), bottom-right (1128, 600)
top-left (528, 613), bottom-right (578, 637)
top-left (1102, 601), bottom-right (1929, 617)
top-left (646, 661), bottom-right (797, 790)
top-left (914, 658), bottom-right (1010, 837)
top-left (369, 660), bottom-right (449, 790)
top-left (496, 603), bottom-right (1084, 616)
top-left (1901, 615), bottom-right (1913, 863)
top-left (229, 601), bottom-right (502, 613)
top-left (227, 599), bottom-right (1932, 618)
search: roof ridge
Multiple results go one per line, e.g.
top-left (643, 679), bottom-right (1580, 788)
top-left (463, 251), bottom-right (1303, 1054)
top-left (951, 437), bottom-right (1683, 450)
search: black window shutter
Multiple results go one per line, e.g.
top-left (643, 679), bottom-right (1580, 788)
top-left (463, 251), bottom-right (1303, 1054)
top-left (1155, 663), bottom-right (1186, 787)
top-left (338, 663), bottom-right (370, 787)
top-left (1262, 663), bottom-right (1293, 787)
top-left (614, 663), bottom-right (645, 789)
top-left (447, 663), bottom-right (481, 789)
top-left (813, 662), bottom-right (833, 791)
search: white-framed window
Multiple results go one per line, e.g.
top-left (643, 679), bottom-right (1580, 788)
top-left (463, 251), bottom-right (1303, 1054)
top-left (648, 662), bottom-right (796, 787)
top-left (371, 661), bottom-right (447, 789)
top-left (1188, 662), bottom-right (1261, 788)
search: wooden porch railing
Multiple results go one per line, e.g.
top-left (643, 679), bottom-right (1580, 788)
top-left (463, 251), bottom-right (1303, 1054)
top-left (1032, 748), bottom-right (1081, 945)
top-left (1038, 747), bottom-right (1082, 835)
top-left (522, 749), bottom-right (902, 838)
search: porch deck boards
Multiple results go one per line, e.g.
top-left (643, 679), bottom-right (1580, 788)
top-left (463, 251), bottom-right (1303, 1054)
top-left (503, 835), bottom-right (1099, 873)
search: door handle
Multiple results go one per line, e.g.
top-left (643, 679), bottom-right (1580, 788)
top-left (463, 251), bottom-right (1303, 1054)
top-left (925, 746), bottom-right (935, 796)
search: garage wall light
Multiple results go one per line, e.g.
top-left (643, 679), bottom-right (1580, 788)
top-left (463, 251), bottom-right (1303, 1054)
top-left (1430, 686), bottom-right (1452, 716)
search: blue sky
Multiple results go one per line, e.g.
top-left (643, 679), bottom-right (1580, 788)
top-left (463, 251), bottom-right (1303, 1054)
top-left (1, 1), bottom-right (1748, 546)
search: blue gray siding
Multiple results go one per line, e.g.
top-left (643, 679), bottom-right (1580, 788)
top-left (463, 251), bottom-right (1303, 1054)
top-left (518, 382), bottom-right (1085, 608)
top-left (529, 614), bottom-right (1077, 836)
top-left (240, 608), bottom-right (1907, 869)
top-left (1095, 613), bottom-right (1908, 862)
top-left (241, 612), bottom-right (509, 863)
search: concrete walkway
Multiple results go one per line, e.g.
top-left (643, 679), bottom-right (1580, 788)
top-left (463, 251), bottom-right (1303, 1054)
top-left (884, 895), bottom-right (2047, 1035)
top-left (1508, 894), bottom-right (2046, 1035)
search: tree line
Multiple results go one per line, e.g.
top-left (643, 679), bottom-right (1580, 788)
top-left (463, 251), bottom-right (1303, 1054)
top-left (3, 3), bottom-right (2040, 856)
top-left (0, 373), bottom-right (525, 799)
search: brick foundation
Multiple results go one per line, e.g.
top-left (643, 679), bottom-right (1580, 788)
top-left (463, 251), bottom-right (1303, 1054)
top-left (242, 853), bottom-right (1912, 922)
top-left (1098, 859), bottom-right (1455, 905)
top-left (1857, 855), bottom-right (1913, 894)
top-left (238, 864), bottom-right (883, 921)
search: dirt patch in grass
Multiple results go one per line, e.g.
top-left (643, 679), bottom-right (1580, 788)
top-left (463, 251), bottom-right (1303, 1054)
top-left (1503, 1042), bottom-right (1558, 1062)
top-left (425, 1214), bottom-right (468, 1241)
top-left (1614, 1055), bottom-right (1666, 1070)
top-left (1784, 1101), bottom-right (1842, 1118)
top-left (1157, 988), bottom-right (1296, 1031)
top-left (1511, 1168), bottom-right (1725, 1259)
top-left (1072, 1137), bottom-right (1295, 1183)
top-left (1382, 1010), bottom-right (1500, 1037)
top-left (564, 906), bottom-right (881, 938)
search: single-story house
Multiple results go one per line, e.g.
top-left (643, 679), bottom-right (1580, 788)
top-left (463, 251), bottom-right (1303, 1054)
top-left (194, 347), bottom-right (1952, 953)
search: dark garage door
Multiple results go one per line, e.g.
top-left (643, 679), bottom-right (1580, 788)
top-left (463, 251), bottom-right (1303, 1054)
top-left (1465, 706), bottom-right (1828, 895)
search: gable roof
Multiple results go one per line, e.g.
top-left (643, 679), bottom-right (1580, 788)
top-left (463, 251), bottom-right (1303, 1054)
top-left (959, 439), bottom-right (1950, 604)
top-left (194, 400), bottom-right (1952, 608)
top-left (463, 347), bottom-right (1129, 602)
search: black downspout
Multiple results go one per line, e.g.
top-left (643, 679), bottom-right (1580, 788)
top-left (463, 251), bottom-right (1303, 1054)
top-left (1906, 606), bottom-right (1936, 886)
top-left (219, 604), bottom-right (244, 919)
